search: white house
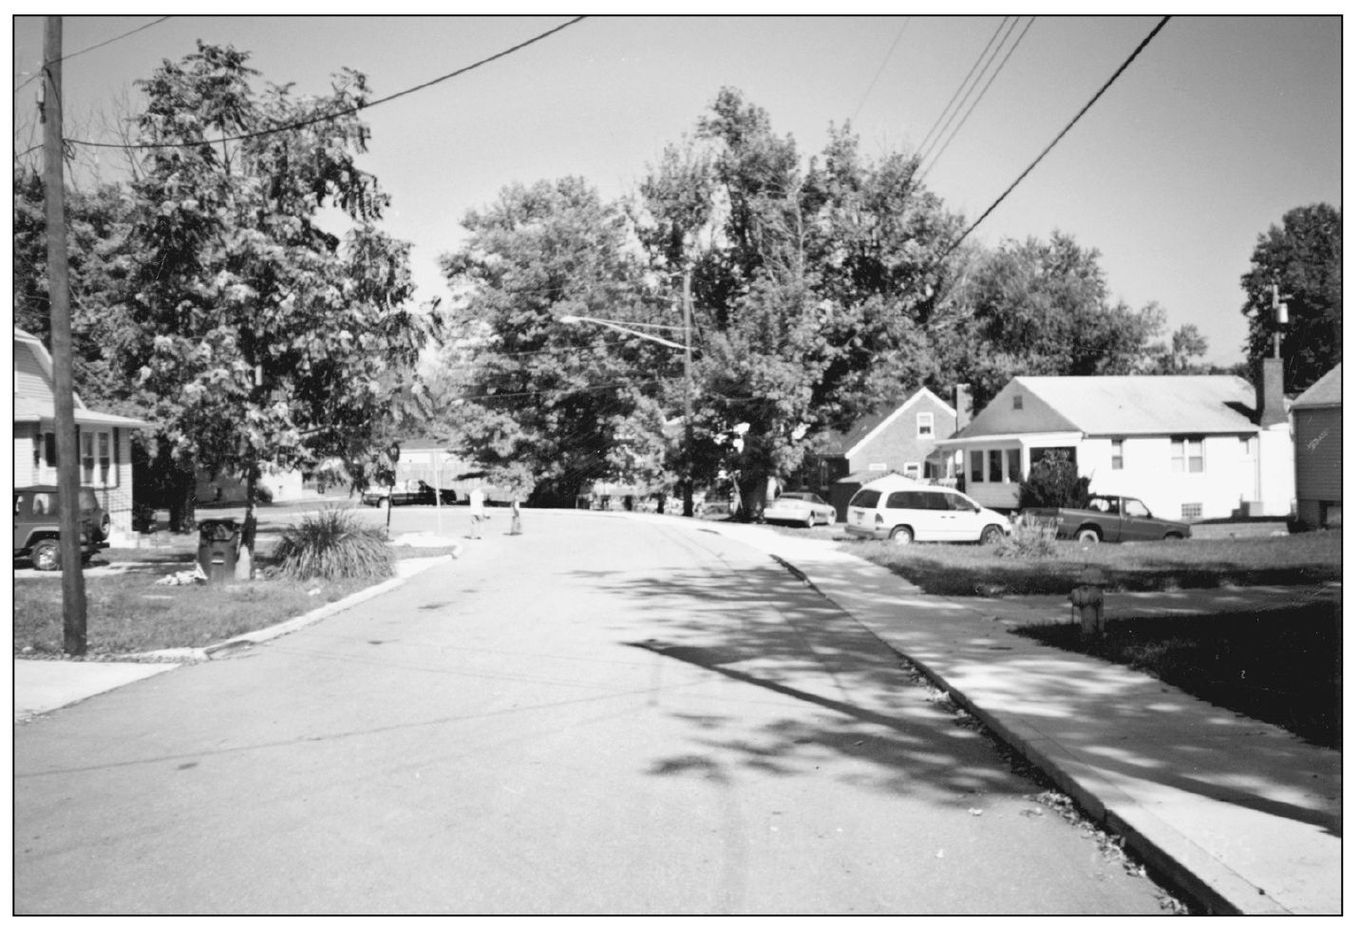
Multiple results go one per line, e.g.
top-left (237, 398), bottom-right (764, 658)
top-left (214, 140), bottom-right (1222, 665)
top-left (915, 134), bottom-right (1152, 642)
top-left (936, 367), bottom-right (1295, 521)
top-left (13, 327), bottom-right (149, 533)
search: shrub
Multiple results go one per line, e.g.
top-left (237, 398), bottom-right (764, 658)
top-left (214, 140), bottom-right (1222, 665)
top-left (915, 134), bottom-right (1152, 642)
top-left (993, 513), bottom-right (1058, 558)
top-left (1019, 452), bottom-right (1090, 509)
top-left (273, 508), bottom-right (394, 580)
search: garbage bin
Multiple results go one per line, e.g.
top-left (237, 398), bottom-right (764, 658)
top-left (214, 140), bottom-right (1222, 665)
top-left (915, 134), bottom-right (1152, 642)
top-left (198, 518), bottom-right (241, 584)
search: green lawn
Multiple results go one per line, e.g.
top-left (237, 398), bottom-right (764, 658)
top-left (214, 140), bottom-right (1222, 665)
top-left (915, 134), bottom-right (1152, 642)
top-left (13, 544), bottom-right (448, 659)
top-left (1014, 602), bottom-right (1341, 748)
top-left (840, 530), bottom-right (1341, 596)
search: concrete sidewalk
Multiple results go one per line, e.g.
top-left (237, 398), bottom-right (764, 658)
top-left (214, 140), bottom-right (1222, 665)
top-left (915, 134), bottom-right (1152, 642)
top-left (705, 520), bottom-right (1341, 915)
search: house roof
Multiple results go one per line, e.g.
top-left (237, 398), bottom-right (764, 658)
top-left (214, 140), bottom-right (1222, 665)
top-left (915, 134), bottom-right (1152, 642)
top-left (13, 327), bottom-right (148, 428)
top-left (1291, 363), bottom-right (1341, 409)
top-left (954, 375), bottom-right (1262, 438)
top-left (822, 387), bottom-right (954, 455)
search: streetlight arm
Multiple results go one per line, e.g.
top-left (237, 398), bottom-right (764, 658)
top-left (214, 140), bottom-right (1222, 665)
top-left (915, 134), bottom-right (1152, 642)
top-left (559, 314), bottom-right (686, 349)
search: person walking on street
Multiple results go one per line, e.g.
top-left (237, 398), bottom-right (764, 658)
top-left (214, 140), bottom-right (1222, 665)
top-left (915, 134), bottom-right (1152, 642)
top-left (469, 487), bottom-right (486, 540)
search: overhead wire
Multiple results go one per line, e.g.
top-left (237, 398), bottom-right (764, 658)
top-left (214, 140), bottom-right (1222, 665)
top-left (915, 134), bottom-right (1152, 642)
top-left (917, 16), bottom-right (1018, 171)
top-left (939, 15), bottom-right (1172, 262)
top-left (920, 16), bottom-right (1035, 181)
top-left (63, 16), bottom-right (587, 151)
top-left (914, 16), bottom-right (1011, 162)
top-left (851, 16), bottom-right (910, 123)
top-left (14, 16), bottom-right (173, 94)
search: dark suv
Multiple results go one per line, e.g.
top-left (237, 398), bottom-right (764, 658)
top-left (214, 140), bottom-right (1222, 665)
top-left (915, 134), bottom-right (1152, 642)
top-left (14, 485), bottom-right (111, 571)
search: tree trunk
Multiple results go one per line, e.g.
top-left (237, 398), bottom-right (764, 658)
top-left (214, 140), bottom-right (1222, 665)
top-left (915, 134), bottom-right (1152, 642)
top-left (740, 475), bottom-right (769, 522)
top-left (168, 468), bottom-right (196, 534)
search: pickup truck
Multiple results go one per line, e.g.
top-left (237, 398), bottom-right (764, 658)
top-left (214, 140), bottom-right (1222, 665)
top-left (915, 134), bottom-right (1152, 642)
top-left (1024, 495), bottom-right (1191, 543)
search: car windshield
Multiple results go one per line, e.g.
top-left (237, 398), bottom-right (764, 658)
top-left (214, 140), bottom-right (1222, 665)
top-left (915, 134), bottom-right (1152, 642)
top-left (849, 489), bottom-right (880, 508)
top-left (780, 493), bottom-right (810, 502)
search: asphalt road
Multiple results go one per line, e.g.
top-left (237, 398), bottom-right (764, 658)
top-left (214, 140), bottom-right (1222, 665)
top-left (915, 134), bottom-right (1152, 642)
top-left (14, 509), bottom-right (1174, 914)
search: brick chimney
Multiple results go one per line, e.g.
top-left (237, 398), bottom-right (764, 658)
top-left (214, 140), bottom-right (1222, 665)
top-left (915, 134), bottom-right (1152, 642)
top-left (1256, 358), bottom-right (1288, 426)
top-left (955, 384), bottom-right (973, 433)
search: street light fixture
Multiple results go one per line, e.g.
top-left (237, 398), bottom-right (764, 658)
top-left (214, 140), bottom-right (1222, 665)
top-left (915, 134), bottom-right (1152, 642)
top-left (558, 282), bottom-right (695, 516)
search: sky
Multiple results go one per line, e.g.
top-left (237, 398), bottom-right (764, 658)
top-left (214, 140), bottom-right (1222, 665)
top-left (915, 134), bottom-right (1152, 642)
top-left (8, 8), bottom-right (1344, 367)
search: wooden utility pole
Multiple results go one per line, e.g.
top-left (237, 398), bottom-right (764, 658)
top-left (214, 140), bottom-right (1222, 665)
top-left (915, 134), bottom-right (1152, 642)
top-left (43, 15), bottom-right (88, 655)
top-left (681, 267), bottom-right (695, 518)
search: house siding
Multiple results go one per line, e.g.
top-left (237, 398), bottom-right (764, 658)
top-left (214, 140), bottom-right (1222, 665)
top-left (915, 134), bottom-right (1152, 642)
top-left (850, 402), bottom-right (956, 477)
top-left (1294, 407), bottom-right (1341, 528)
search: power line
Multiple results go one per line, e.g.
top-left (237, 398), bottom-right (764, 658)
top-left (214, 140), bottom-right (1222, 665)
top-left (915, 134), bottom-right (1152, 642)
top-left (920, 16), bottom-right (1035, 180)
top-left (918, 17), bottom-right (1017, 170)
top-left (915, 17), bottom-right (1010, 161)
top-left (940, 16), bottom-right (1171, 261)
top-left (14, 16), bottom-right (173, 94)
top-left (64, 16), bottom-right (587, 151)
top-left (851, 16), bottom-right (910, 123)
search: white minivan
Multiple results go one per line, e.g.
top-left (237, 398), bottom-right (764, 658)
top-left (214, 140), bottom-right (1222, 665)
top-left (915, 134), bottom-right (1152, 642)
top-left (844, 480), bottom-right (1012, 545)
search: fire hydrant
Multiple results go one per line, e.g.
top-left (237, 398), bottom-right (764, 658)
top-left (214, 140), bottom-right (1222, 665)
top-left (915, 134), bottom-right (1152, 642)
top-left (1070, 584), bottom-right (1105, 637)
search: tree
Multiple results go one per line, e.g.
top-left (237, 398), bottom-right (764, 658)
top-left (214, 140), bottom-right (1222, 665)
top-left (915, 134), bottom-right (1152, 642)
top-left (950, 232), bottom-right (1167, 404)
top-left (435, 177), bottom-right (664, 505)
top-left (1240, 203), bottom-right (1341, 393)
top-left (12, 168), bottom-right (135, 410)
top-left (1149, 324), bottom-right (1211, 374)
top-left (111, 43), bottom-right (432, 536)
top-left (650, 91), bottom-right (961, 516)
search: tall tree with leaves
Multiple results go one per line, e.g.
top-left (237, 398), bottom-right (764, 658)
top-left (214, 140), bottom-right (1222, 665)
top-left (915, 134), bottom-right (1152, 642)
top-left (436, 177), bottom-right (666, 505)
top-left (951, 231), bottom-right (1167, 405)
top-left (113, 43), bottom-right (431, 534)
top-left (1240, 203), bottom-right (1341, 393)
top-left (648, 91), bottom-right (961, 516)
top-left (13, 169), bottom-right (135, 410)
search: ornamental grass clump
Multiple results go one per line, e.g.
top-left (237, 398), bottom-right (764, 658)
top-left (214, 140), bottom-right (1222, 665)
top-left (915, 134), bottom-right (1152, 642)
top-left (274, 508), bottom-right (394, 581)
top-left (993, 513), bottom-right (1058, 559)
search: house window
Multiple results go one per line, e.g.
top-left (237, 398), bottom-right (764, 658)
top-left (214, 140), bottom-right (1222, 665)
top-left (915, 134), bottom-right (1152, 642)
top-left (1181, 503), bottom-right (1203, 520)
top-left (1006, 449), bottom-right (1021, 483)
top-left (1111, 438), bottom-right (1124, 470)
top-left (1012, 395), bottom-right (1023, 410)
top-left (80, 432), bottom-right (96, 485)
top-left (988, 449), bottom-right (1004, 482)
top-left (916, 413), bottom-right (934, 438)
top-left (98, 432), bottom-right (112, 486)
top-left (970, 451), bottom-right (984, 483)
top-left (904, 462), bottom-right (921, 479)
top-left (1172, 436), bottom-right (1205, 474)
top-left (869, 462), bottom-right (887, 472)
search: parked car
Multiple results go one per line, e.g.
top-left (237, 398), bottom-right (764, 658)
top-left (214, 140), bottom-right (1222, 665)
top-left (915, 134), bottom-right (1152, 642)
top-left (844, 480), bottom-right (1012, 545)
top-left (765, 491), bottom-right (837, 527)
top-left (360, 480), bottom-right (456, 508)
top-left (1024, 495), bottom-right (1191, 543)
top-left (14, 485), bottom-right (111, 571)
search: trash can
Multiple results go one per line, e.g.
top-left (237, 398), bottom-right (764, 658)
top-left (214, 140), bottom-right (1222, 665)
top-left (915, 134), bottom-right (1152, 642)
top-left (198, 518), bottom-right (241, 584)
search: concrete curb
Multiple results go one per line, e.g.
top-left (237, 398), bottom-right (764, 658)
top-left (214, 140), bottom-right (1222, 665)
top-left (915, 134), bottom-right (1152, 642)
top-left (134, 555), bottom-right (450, 663)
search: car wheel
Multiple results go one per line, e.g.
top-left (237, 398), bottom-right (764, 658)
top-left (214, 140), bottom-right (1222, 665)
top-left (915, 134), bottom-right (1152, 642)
top-left (31, 539), bottom-right (60, 571)
top-left (979, 524), bottom-right (1004, 545)
top-left (889, 526), bottom-right (914, 545)
top-left (1163, 532), bottom-right (1185, 540)
top-left (805, 513), bottom-right (815, 528)
top-left (377, 497), bottom-right (390, 509)
top-left (1077, 528), bottom-right (1101, 545)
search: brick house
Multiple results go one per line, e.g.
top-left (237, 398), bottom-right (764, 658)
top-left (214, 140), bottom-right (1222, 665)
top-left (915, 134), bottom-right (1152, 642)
top-left (13, 327), bottom-right (148, 533)
top-left (813, 386), bottom-right (964, 521)
top-left (1290, 363), bottom-right (1341, 530)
